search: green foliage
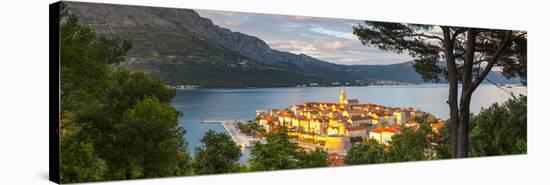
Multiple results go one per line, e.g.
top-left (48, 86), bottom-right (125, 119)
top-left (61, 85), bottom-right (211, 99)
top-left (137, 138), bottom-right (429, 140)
top-left (71, 68), bottom-right (187, 180)
top-left (249, 131), bottom-right (301, 171)
top-left (388, 123), bottom-right (434, 162)
top-left (60, 126), bottom-right (107, 184)
top-left (435, 123), bottom-right (453, 159)
top-left (353, 21), bottom-right (527, 158)
top-left (105, 68), bottom-right (176, 115)
top-left (469, 95), bottom-right (527, 156)
top-left (237, 122), bottom-right (252, 135)
top-left (112, 96), bottom-right (191, 178)
top-left (353, 22), bottom-right (437, 54)
top-left (345, 139), bottom-right (386, 165)
top-left (434, 96), bottom-right (527, 158)
top-left (193, 130), bottom-right (242, 175)
top-left (60, 14), bottom-right (131, 112)
top-left (353, 22), bottom-right (442, 82)
top-left (59, 8), bottom-right (192, 182)
top-left (249, 130), bottom-right (330, 171)
top-left (296, 148), bottom-right (329, 168)
top-left (237, 121), bottom-right (266, 136)
top-left (352, 22), bottom-right (527, 83)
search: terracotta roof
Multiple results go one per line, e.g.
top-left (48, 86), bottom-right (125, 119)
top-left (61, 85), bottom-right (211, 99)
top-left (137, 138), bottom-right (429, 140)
top-left (370, 127), bottom-right (384, 133)
top-left (431, 123), bottom-right (446, 131)
top-left (347, 109), bottom-right (364, 114)
top-left (431, 123), bottom-right (445, 127)
top-left (328, 153), bottom-right (345, 166)
top-left (278, 113), bottom-right (295, 118)
top-left (265, 116), bottom-right (277, 122)
top-left (370, 126), bottom-right (401, 133)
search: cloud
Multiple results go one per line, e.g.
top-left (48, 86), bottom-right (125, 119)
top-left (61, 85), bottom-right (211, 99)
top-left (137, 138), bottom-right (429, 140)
top-left (268, 39), bottom-right (355, 59)
top-left (268, 39), bottom-right (306, 48)
top-left (224, 21), bottom-right (242, 27)
top-left (267, 39), bottom-right (323, 58)
top-left (323, 41), bottom-right (347, 50)
top-left (324, 41), bottom-right (343, 50)
top-left (197, 9), bottom-right (414, 65)
top-left (297, 44), bottom-right (321, 57)
top-left (310, 27), bottom-right (356, 40)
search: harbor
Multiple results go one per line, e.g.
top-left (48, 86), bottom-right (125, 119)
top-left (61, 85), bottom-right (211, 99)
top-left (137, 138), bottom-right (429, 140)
top-left (200, 120), bottom-right (258, 148)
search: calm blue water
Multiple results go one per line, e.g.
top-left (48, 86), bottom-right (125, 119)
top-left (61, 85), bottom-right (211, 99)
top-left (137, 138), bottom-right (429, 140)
top-left (171, 84), bottom-right (526, 162)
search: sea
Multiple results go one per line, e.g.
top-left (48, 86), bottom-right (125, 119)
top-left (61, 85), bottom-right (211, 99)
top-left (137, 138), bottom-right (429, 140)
top-left (171, 84), bottom-right (527, 164)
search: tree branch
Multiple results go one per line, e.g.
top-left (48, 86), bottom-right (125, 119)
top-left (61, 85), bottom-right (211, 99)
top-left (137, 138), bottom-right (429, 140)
top-left (456, 59), bottom-right (489, 71)
top-left (469, 31), bottom-right (514, 92)
top-left (410, 33), bottom-right (444, 42)
top-left (454, 50), bottom-right (466, 58)
top-left (463, 28), bottom-right (476, 83)
top-left (451, 28), bottom-right (467, 42)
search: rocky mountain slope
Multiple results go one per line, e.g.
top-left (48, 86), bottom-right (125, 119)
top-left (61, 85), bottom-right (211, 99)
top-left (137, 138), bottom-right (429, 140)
top-left (66, 2), bottom-right (519, 86)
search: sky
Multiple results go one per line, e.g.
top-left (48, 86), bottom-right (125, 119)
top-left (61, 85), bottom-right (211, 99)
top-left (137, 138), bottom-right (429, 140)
top-left (195, 9), bottom-right (413, 65)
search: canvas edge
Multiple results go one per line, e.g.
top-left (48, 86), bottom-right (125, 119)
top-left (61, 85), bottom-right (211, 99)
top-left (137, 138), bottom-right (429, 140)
top-left (49, 1), bottom-right (61, 184)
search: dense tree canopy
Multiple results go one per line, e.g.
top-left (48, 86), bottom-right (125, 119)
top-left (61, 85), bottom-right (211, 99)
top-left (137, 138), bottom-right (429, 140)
top-left (76, 68), bottom-right (192, 180)
top-left (436, 123), bottom-right (453, 159)
top-left (296, 148), bottom-right (329, 168)
top-left (60, 13), bottom-right (131, 113)
top-left (59, 6), bottom-right (192, 182)
top-left (60, 125), bottom-right (107, 183)
top-left (345, 139), bottom-right (386, 165)
top-left (388, 124), bottom-right (434, 162)
top-left (353, 22), bottom-right (527, 158)
top-left (469, 95), bottom-right (527, 156)
top-left (435, 96), bottom-right (527, 158)
top-left (114, 96), bottom-right (190, 178)
top-left (249, 131), bottom-right (301, 171)
top-left (345, 123), bottom-right (445, 164)
top-left (193, 130), bottom-right (242, 175)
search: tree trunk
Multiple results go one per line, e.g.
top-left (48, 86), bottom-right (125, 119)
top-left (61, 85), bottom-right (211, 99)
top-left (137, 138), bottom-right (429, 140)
top-left (449, 79), bottom-right (460, 158)
top-left (441, 27), bottom-right (460, 158)
top-left (457, 92), bottom-right (472, 157)
top-left (455, 28), bottom-right (476, 158)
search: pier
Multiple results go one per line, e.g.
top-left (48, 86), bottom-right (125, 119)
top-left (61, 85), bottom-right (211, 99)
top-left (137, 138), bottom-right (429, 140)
top-left (200, 120), bottom-right (256, 148)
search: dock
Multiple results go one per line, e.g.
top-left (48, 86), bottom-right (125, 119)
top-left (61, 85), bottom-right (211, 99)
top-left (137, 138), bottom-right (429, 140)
top-left (200, 120), bottom-right (256, 148)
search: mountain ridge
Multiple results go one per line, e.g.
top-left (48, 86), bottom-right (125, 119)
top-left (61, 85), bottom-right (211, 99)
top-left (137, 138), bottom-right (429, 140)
top-left (66, 2), bottom-right (520, 86)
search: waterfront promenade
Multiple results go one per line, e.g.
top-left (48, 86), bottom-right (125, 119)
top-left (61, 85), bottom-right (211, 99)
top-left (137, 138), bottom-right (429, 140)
top-left (200, 120), bottom-right (254, 148)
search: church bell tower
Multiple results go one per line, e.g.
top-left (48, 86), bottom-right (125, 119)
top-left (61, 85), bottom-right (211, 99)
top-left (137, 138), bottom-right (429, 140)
top-left (338, 88), bottom-right (348, 105)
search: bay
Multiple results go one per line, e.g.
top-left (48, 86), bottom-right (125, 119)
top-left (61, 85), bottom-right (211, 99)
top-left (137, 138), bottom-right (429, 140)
top-left (171, 84), bottom-right (526, 163)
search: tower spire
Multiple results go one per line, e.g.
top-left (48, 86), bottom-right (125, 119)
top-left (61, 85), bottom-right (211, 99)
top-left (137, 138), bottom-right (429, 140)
top-left (339, 88), bottom-right (347, 105)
